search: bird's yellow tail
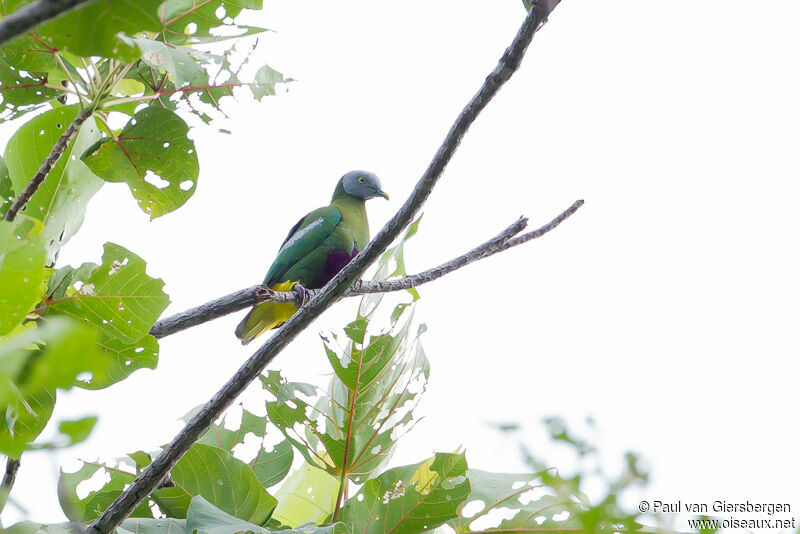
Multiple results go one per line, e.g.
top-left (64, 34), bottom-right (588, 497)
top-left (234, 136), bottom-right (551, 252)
top-left (235, 281), bottom-right (298, 345)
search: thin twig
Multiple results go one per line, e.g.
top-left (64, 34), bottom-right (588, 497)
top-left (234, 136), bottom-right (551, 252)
top-left (0, 0), bottom-right (95, 46)
top-left (87, 3), bottom-right (562, 532)
top-left (4, 109), bottom-right (92, 222)
top-left (0, 457), bottom-right (21, 515)
top-left (149, 200), bottom-right (582, 339)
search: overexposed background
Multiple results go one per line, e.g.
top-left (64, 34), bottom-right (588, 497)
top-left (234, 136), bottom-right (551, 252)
top-left (3, 0), bottom-right (799, 531)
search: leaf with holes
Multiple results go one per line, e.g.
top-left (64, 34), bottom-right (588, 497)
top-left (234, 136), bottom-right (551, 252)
top-left (194, 404), bottom-right (294, 488)
top-left (4, 105), bottom-right (104, 263)
top-left (43, 243), bottom-right (169, 387)
top-left (0, 317), bottom-right (104, 457)
top-left (0, 216), bottom-right (47, 335)
top-left (0, 59), bottom-right (60, 121)
top-left (339, 452), bottom-right (471, 534)
top-left (0, 0), bottom-right (59, 74)
top-left (122, 36), bottom-right (208, 89)
top-left (158, 0), bottom-right (263, 44)
top-left (58, 459), bottom-right (153, 521)
top-left (83, 106), bottom-right (198, 219)
top-left (323, 305), bottom-right (429, 482)
top-left (449, 470), bottom-right (587, 534)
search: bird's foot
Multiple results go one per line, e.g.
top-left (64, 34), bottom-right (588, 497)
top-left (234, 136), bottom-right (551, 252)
top-left (293, 283), bottom-right (311, 307)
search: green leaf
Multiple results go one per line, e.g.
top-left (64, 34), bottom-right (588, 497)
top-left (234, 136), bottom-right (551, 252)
top-left (4, 105), bottom-right (104, 262)
top-left (42, 243), bottom-right (169, 387)
top-left (0, 60), bottom-right (59, 121)
top-left (58, 459), bottom-right (152, 521)
top-left (89, 333), bottom-right (160, 389)
top-left (120, 517), bottom-right (188, 534)
top-left (251, 65), bottom-right (285, 99)
top-left (122, 37), bottom-right (208, 88)
top-left (35, 0), bottom-right (164, 60)
top-left (0, 216), bottom-right (47, 335)
top-left (45, 243), bottom-right (169, 343)
top-left (28, 415), bottom-right (98, 450)
top-left (0, 317), bottom-right (104, 456)
top-left (185, 496), bottom-right (349, 534)
top-left (450, 470), bottom-right (585, 533)
top-left (340, 452), bottom-right (471, 534)
top-left (158, 0), bottom-right (263, 44)
top-left (0, 155), bottom-right (13, 216)
top-left (194, 403), bottom-right (294, 489)
top-left (83, 106), bottom-right (199, 219)
top-left (0, 388), bottom-right (54, 459)
top-left (0, 34), bottom-right (58, 72)
top-left (169, 443), bottom-right (277, 524)
top-left (271, 462), bottom-right (339, 528)
top-left (251, 440), bottom-right (294, 488)
top-left (57, 415), bottom-right (97, 445)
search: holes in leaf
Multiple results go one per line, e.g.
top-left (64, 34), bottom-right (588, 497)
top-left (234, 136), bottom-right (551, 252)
top-left (144, 170), bottom-right (170, 189)
top-left (470, 508), bottom-right (521, 531)
top-left (461, 500), bottom-right (486, 519)
top-left (552, 511), bottom-right (570, 522)
top-left (179, 180), bottom-right (193, 191)
top-left (75, 467), bottom-right (111, 500)
top-left (76, 371), bottom-right (93, 383)
top-left (39, 129), bottom-right (45, 135)
top-left (215, 5), bottom-right (226, 18)
top-left (186, 22), bottom-right (198, 35)
top-left (162, 142), bottom-right (170, 148)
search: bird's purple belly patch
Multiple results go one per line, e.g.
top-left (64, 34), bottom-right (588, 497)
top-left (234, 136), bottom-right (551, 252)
top-left (313, 248), bottom-right (358, 288)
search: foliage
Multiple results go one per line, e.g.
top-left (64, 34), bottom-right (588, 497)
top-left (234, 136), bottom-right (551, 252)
top-left (0, 0), bottom-right (286, 462)
top-left (4, 226), bottom-right (657, 533)
top-left (0, 3), bottom-right (659, 534)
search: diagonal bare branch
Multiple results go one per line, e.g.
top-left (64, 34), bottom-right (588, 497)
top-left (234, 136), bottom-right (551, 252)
top-left (0, 457), bottom-right (21, 515)
top-left (3, 109), bottom-right (92, 222)
top-left (87, 3), bottom-right (564, 532)
top-left (0, 0), bottom-right (94, 46)
top-left (149, 199), bottom-right (583, 339)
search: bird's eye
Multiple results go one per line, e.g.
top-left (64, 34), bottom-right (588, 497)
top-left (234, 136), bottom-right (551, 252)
top-left (358, 177), bottom-right (366, 184)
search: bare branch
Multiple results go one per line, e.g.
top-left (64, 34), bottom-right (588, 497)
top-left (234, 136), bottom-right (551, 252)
top-left (0, 457), bottom-right (21, 515)
top-left (4, 109), bottom-right (92, 222)
top-left (0, 0), bottom-right (94, 46)
top-left (88, 3), bottom-right (563, 532)
top-left (149, 199), bottom-right (583, 339)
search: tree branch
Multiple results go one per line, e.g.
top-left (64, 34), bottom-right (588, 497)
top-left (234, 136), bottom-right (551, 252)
top-left (88, 2), bottom-right (563, 532)
top-left (0, 457), bottom-right (21, 515)
top-left (3, 109), bottom-right (92, 222)
top-left (149, 199), bottom-right (583, 339)
top-left (0, 0), bottom-right (94, 46)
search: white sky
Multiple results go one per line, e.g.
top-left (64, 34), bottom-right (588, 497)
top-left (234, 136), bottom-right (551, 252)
top-left (3, 0), bottom-right (800, 531)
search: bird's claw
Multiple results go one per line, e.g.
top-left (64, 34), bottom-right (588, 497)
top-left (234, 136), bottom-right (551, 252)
top-left (293, 283), bottom-right (311, 307)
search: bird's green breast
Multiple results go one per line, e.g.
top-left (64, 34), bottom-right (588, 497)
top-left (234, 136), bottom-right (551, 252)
top-left (330, 193), bottom-right (370, 251)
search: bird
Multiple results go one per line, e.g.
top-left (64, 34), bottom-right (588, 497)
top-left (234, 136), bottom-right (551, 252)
top-left (235, 170), bottom-right (389, 345)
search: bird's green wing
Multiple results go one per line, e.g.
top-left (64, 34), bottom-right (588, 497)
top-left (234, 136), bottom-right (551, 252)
top-left (264, 206), bottom-right (342, 285)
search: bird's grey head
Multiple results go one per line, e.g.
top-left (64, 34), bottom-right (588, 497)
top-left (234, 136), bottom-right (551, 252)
top-left (337, 170), bottom-right (389, 201)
